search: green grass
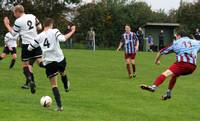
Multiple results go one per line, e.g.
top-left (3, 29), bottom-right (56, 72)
top-left (0, 49), bottom-right (200, 121)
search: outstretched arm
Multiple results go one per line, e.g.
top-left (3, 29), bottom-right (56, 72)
top-left (4, 17), bottom-right (13, 34)
top-left (4, 17), bottom-right (19, 36)
top-left (36, 18), bottom-right (42, 31)
top-left (117, 42), bottom-right (123, 51)
top-left (155, 43), bottom-right (174, 65)
top-left (56, 26), bottom-right (76, 42)
top-left (64, 26), bottom-right (76, 41)
top-left (154, 52), bottom-right (162, 65)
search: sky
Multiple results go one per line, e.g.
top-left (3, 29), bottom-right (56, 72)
top-left (138, 0), bottom-right (196, 12)
top-left (82, 0), bottom-right (197, 12)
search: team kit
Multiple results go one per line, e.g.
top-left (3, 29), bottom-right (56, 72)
top-left (2, 5), bottom-right (200, 111)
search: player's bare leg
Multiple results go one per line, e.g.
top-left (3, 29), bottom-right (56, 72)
top-left (126, 58), bottom-right (132, 78)
top-left (50, 76), bottom-right (63, 111)
top-left (60, 71), bottom-right (70, 92)
top-left (36, 57), bottom-right (45, 68)
top-left (9, 53), bottom-right (17, 69)
top-left (131, 59), bottom-right (136, 78)
top-left (0, 53), bottom-right (7, 60)
top-left (161, 75), bottom-right (178, 100)
top-left (141, 69), bottom-right (174, 92)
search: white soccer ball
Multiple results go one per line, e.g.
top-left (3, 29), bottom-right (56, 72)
top-left (40, 96), bottom-right (52, 107)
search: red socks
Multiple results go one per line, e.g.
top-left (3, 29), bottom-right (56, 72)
top-left (168, 76), bottom-right (177, 90)
top-left (153, 74), bottom-right (167, 87)
top-left (126, 64), bottom-right (131, 75)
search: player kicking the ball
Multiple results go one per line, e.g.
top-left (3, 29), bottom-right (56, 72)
top-left (4, 5), bottom-right (44, 93)
top-left (141, 31), bottom-right (200, 100)
top-left (117, 24), bottom-right (139, 78)
top-left (0, 32), bottom-right (19, 69)
top-left (28, 18), bottom-right (76, 111)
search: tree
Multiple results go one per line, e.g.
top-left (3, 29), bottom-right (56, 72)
top-left (177, 0), bottom-right (200, 32)
top-left (74, 0), bottom-right (169, 48)
top-left (0, 0), bottom-right (80, 45)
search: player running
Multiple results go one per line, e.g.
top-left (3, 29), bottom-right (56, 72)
top-left (141, 31), bottom-right (200, 100)
top-left (0, 32), bottom-right (19, 69)
top-left (28, 18), bottom-right (76, 111)
top-left (117, 24), bottom-right (139, 78)
top-left (3, 5), bottom-right (44, 93)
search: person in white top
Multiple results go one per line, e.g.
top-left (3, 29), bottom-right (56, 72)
top-left (4, 5), bottom-right (43, 93)
top-left (28, 18), bottom-right (76, 111)
top-left (0, 32), bottom-right (18, 69)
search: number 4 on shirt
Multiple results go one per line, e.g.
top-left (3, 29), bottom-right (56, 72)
top-left (43, 38), bottom-right (50, 48)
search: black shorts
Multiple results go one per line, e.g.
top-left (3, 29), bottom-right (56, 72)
top-left (3, 47), bottom-right (17, 55)
top-left (21, 44), bottom-right (42, 61)
top-left (45, 58), bottom-right (67, 78)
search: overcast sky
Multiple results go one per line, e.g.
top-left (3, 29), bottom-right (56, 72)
top-left (82, 0), bottom-right (197, 12)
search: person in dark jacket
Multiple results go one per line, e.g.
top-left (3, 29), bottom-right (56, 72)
top-left (159, 30), bottom-right (164, 50)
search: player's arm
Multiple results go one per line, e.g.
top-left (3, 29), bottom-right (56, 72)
top-left (56, 26), bottom-right (76, 42)
top-left (35, 18), bottom-right (42, 30)
top-left (28, 38), bottom-right (40, 51)
top-left (4, 17), bottom-right (14, 34)
top-left (155, 44), bottom-right (174, 65)
top-left (117, 35), bottom-right (124, 51)
top-left (135, 36), bottom-right (139, 52)
top-left (154, 52), bottom-right (162, 65)
top-left (64, 26), bottom-right (76, 40)
top-left (4, 17), bottom-right (19, 36)
top-left (117, 42), bottom-right (123, 51)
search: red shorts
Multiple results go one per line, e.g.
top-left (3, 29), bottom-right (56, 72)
top-left (168, 62), bottom-right (196, 76)
top-left (125, 53), bottom-right (136, 59)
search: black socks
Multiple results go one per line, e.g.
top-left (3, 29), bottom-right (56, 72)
top-left (39, 62), bottom-right (45, 68)
top-left (23, 67), bottom-right (32, 82)
top-left (9, 59), bottom-right (16, 69)
top-left (52, 87), bottom-right (62, 108)
top-left (31, 73), bottom-right (35, 82)
top-left (61, 75), bottom-right (68, 89)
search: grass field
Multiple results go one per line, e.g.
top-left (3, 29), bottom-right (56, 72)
top-left (0, 49), bottom-right (200, 121)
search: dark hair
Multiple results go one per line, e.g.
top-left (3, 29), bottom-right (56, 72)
top-left (125, 24), bottom-right (131, 27)
top-left (177, 31), bottom-right (188, 37)
top-left (44, 18), bottom-right (54, 27)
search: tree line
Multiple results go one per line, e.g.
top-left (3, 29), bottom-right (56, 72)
top-left (0, 0), bottom-right (199, 48)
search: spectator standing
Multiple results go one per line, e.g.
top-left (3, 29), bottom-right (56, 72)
top-left (86, 27), bottom-right (95, 50)
top-left (159, 30), bottom-right (164, 50)
top-left (146, 35), bottom-right (154, 52)
top-left (193, 28), bottom-right (200, 40)
top-left (136, 27), bottom-right (144, 51)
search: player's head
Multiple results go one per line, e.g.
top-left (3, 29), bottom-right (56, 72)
top-left (176, 31), bottom-right (188, 39)
top-left (44, 18), bottom-right (54, 28)
top-left (13, 5), bottom-right (24, 18)
top-left (125, 24), bottom-right (131, 33)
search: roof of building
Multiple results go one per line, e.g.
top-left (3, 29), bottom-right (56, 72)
top-left (145, 22), bottom-right (180, 27)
